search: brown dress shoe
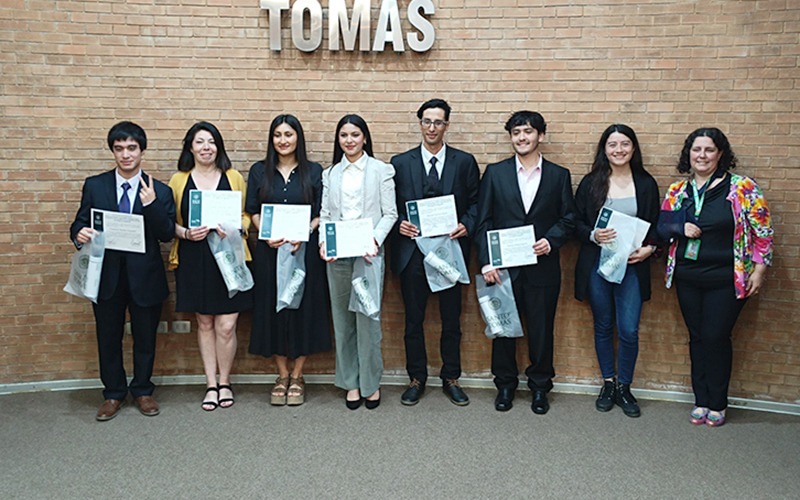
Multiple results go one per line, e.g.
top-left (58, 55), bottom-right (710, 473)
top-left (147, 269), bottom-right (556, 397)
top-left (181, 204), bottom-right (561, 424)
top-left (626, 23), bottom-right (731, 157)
top-left (134, 395), bottom-right (160, 416)
top-left (96, 399), bottom-right (125, 421)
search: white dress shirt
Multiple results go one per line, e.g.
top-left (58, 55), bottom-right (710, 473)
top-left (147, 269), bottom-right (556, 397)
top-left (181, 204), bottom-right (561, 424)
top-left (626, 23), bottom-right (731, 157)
top-left (340, 153), bottom-right (367, 220)
top-left (516, 153), bottom-right (542, 214)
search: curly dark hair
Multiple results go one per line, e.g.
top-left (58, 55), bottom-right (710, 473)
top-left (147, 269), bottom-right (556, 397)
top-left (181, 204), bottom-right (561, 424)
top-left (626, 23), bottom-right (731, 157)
top-left (677, 127), bottom-right (737, 174)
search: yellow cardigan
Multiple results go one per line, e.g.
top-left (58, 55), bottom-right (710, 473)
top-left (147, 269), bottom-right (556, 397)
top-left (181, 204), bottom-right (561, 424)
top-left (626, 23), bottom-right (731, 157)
top-left (168, 169), bottom-right (252, 270)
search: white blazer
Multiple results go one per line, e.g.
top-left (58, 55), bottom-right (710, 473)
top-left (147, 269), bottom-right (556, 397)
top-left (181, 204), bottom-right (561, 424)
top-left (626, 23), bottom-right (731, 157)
top-left (320, 154), bottom-right (398, 246)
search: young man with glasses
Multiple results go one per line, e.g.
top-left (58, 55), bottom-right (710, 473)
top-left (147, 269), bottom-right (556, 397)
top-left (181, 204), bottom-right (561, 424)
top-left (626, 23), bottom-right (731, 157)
top-left (390, 99), bottom-right (480, 406)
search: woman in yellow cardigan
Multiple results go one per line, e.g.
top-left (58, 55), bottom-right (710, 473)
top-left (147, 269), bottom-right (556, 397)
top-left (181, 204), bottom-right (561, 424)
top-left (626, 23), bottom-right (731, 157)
top-left (169, 122), bottom-right (252, 411)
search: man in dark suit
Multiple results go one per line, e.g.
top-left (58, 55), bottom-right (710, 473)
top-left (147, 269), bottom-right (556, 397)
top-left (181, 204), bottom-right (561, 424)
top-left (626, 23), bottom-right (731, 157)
top-left (70, 122), bottom-right (176, 421)
top-left (390, 99), bottom-right (480, 406)
top-left (475, 111), bottom-right (576, 414)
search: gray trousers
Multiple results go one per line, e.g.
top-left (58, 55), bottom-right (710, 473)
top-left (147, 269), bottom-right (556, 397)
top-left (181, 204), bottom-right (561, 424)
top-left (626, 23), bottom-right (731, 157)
top-left (327, 252), bottom-right (385, 397)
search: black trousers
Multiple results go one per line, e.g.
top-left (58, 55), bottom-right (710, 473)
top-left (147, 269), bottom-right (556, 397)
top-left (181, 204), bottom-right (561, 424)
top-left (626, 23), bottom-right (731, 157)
top-left (492, 272), bottom-right (559, 392)
top-left (92, 263), bottom-right (162, 401)
top-left (675, 279), bottom-right (747, 411)
top-left (400, 249), bottom-right (463, 384)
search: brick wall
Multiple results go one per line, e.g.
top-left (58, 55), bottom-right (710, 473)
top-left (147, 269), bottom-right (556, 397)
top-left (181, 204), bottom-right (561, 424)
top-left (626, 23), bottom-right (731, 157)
top-left (1, 0), bottom-right (798, 403)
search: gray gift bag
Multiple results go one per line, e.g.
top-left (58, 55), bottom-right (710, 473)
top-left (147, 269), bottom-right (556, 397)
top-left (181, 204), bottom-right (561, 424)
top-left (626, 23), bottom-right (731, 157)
top-left (63, 231), bottom-right (105, 303)
top-left (348, 255), bottom-right (383, 320)
top-left (475, 269), bottom-right (524, 339)
top-left (415, 235), bottom-right (470, 293)
top-left (207, 222), bottom-right (254, 298)
top-left (276, 242), bottom-right (306, 312)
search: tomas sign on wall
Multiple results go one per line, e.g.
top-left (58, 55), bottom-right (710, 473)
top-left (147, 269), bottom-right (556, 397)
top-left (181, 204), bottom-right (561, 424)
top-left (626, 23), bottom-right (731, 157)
top-left (260, 0), bottom-right (435, 53)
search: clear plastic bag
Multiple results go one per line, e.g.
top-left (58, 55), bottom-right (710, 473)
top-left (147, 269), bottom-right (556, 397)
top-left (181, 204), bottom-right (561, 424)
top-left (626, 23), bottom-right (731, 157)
top-left (475, 269), bottom-right (524, 339)
top-left (348, 255), bottom-right (383, 320)
top-left (415, 235), bottom-right (470, 293)
top-left (63, 231), bottom-right (105, 303)
top-left (207, 222), bottom-right (254, 298)
top-left (276, 242), bottom-right (306, 312)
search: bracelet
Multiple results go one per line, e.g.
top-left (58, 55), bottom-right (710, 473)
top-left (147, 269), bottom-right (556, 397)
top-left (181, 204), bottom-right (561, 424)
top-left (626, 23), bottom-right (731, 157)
top-left (183, 227), bottom-right (188, 239)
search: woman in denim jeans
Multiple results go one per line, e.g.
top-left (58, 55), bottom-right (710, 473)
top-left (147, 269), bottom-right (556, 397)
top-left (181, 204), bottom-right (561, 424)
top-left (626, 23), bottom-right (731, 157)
top-left (574, 124), bottom-right (661, 417)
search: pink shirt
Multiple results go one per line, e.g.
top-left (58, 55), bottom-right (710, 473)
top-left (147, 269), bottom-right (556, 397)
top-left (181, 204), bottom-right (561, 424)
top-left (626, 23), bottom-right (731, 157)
top-left (516, 153), bottom-right (542, 213)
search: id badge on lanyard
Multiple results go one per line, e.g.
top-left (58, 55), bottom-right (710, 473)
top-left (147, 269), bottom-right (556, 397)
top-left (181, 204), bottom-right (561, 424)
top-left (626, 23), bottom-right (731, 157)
top-left (684, 177), bottom-right (710, 261)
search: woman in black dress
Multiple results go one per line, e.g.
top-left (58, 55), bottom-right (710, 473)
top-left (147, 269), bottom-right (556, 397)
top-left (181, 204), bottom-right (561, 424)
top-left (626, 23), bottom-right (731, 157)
top-left (169, 122), bottom-right (253, 411)
top-left (247, 115), bottom-right (331, 406)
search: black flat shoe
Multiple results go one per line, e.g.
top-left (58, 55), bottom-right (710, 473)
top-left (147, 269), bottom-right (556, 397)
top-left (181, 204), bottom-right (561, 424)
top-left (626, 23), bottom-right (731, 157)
top-left (365, 390), bottom-right (380, 410)
top-left (346, 397), bottom-right (362, 410)
top-left (495, 387), bottom-right (515, 412)
top-left (531, 390), bottom-right (549, 415)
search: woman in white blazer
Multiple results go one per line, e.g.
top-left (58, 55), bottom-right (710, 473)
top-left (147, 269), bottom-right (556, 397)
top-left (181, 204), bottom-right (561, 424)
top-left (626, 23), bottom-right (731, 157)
top-left (319, 114), bottom-right (398, 410)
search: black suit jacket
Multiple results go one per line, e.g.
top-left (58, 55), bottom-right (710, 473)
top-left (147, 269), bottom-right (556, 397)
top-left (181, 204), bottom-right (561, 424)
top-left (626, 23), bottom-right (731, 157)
top-left (475, 156), bottom-right (576, 285)
top-left (70, 170), bottom-right (176, 307)
top-left (573, 169), bottom-right (661, 302)
top-left (390, 145), bottom-right (480, 275)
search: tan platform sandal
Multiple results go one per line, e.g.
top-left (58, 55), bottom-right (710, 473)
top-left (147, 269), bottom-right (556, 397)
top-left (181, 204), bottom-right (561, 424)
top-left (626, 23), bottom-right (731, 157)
top-left (271, 376), bottom-right (290, 406)
top-left (287, 375), bottom-right (305, 406)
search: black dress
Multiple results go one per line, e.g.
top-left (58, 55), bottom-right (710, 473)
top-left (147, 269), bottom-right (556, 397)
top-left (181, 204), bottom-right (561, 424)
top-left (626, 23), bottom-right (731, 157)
top-left (246, 161), bottom-right (332, 359)
top-left (175, 173), bottom-right (253, 314)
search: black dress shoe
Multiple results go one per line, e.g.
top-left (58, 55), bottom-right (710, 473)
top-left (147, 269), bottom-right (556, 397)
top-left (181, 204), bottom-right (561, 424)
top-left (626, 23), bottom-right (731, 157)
top-left (495, 387), bottom-right (515, 412)
top-left (443, 379), bottom-right (469, 406)
top-left (401, 379), bottom-right (425, 406)
top-left (531, 390), bottom-right (549, 415)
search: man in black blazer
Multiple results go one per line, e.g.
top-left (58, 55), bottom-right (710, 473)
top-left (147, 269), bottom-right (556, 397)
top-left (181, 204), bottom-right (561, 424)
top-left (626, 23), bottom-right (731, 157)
top-left (70, 122), bottom-right (175, 420)
top-left (390, 99), bottom-right (480, 406)
top-left (475, 111), bottom-right (576, 414)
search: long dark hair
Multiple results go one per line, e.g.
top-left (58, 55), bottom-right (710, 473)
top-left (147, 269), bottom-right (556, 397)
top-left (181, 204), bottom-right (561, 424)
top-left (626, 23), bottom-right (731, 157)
top-left (259, 114), bottom-right (313, 205)
top-left (178, 121), bottom-right (232, 172)
top-left (332, 114), bottom-right (373, 165)
top-left (677, 127), bottom-right (737, 175)
top-left (585, 124), bottom-right (645, 211)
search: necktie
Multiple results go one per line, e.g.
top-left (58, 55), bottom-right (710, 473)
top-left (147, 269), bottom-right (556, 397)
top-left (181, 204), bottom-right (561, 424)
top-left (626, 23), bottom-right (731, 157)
top-left (119, 182), bottom-right (131, 214)
top-left (428, 157), bottom-right (439, 190)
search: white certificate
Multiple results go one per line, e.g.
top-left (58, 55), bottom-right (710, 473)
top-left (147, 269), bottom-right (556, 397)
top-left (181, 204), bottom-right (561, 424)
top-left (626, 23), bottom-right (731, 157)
top-left (187, 190), bottom-right (242, 229)
top-left (258, 204), bottom-right (311, 242)
top-left (594, 208), bottom-right (651, 253)
top-left (406, 194), bottom-right (458, 238)
top-left (322, 219), bottom-right (375, 259)
top-left (91, 209), bottom-right (145, 254)
top-left (487, 225), bottom-right (537, 268)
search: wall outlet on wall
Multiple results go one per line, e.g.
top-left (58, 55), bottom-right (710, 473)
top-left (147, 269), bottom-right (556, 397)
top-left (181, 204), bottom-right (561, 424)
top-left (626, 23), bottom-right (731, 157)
top-left (172, 321), bottom-right (192, 334)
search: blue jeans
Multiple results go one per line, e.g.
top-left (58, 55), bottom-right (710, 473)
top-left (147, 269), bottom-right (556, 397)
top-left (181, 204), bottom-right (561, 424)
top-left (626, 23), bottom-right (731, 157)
top-left (587, 258), bottom-right (642, 385)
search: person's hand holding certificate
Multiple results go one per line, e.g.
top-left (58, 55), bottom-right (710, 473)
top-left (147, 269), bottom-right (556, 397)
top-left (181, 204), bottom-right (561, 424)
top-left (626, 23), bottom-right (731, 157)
top-left (259, 204), bottom-right (311, 242)
top-left (594, 207), bottom-right (651, 284)
top-left (188, 190), bottom-right (242, 229)
top-left (91, 209), bottom-right (145, 254)
top-left (322, 219), bottom-right (375, 259)
top-left (405, 194), bottom-right (458, 238)
top-left (487, 225), bottom-right (537, 269)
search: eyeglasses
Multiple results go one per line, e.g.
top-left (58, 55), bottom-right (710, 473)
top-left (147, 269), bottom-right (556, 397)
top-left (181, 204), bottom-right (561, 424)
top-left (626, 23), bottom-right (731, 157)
top-left (420, 119), bottom-right (448, 129)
